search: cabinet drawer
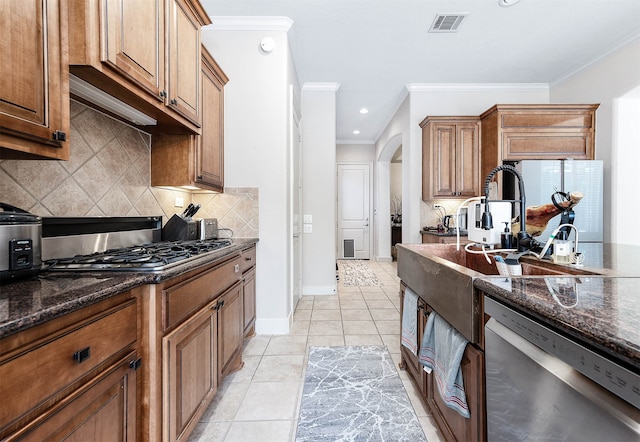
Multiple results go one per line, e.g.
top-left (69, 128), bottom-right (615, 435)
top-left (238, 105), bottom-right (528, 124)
top-left (502, 132), bottom-right (592, 160)
top-left (164, 257), bottom-right (242, 330)
top-left (240, 246), bottom-right (256, 274)
top-left (0, 301), bottom-right (136, 430)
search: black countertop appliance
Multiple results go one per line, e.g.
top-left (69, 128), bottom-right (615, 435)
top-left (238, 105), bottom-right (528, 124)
top-left (0, 203), bottom-right (42, 281)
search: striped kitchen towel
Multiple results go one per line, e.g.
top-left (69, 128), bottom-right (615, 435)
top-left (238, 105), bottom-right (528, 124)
top-left (401, 286), bottom-right (419, 355)
top-left (418, 312), bottom-right (470, 419)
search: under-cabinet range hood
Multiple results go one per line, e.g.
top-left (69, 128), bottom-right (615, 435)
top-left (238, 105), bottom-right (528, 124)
top-left (69, 74), bottom-right (157, 126)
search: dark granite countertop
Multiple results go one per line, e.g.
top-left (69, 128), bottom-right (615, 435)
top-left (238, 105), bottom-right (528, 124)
top-left (475, 276), bottom-right (640, 370)
top-left (0, 238), bottom-right (258, 339)
top-left (420, 229), bottom-right (468, 237)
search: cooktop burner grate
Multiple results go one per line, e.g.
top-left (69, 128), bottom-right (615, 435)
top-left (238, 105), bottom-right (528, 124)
top-left (44, 239), bottom-right (233, 272)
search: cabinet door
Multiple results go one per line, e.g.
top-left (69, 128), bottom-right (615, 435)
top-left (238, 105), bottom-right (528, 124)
top-left (167, 0), bottom-right (202, 125)
top-left (428, 343), bottom-right (485, 442)
top-left (0, 0), bottom-right (69, 160)
top-left (455, 122), bottom-right (480, 197)
top-left (164, 305), bottom-right (218, 442)
top-left (12, 354), bottom-right (137, 441)
top-left (103, 0), bottom-right (164, 100)
top-left (195, 47), bottom-right (227, 191)
top-left (242, 268), bottom-right (257, 338)
top-left (218, 282), bottom-right (244, 380)
top-left (431, 124), bottom-right (458, 198)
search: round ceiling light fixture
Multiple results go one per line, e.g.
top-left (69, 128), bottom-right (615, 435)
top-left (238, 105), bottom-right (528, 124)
top-left (353, 130), bottom-right (361, 135)
top-left (359, 108), bottom-right (369, 114)
top-left (498, 0), bottom-right (521, 6)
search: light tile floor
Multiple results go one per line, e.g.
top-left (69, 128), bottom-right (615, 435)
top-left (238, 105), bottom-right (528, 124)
top-left (188, 260), bottom-right (445, 442)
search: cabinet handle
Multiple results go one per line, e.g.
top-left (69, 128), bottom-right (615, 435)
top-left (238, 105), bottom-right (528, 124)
top-left (73, 347), bottom-right (91, 364)
top-left (197, 175), bottom-right (203, 180)
top-left (245, 256), bottom-right (252, 261)
top-left (129, 358), bottom-right (142, 371)
top-left (52, 130), bottom-right (67, 142)
top-left (159, 90), bottom-right (167, 98)
top-left (170, 98), bottom-right (177, 105)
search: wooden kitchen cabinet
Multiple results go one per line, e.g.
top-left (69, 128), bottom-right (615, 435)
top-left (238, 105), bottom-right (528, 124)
top-left (164, 300), bottom-right (218, 442)
top-left (217, 282), bottom-right (245, 380)
top-left (399, 284), bottom-right (431, 399)
top-left (399, 283), bottom-right (486, 442)
top-left (0, 0), bottom-right (70, 160)
top-left (480, 104), bottom-right (599, 197)
top-left (427, 343), bottom-right (485, 442)
top-left (240, 245), bottom-right (257, 337)
top-left (68, 0), bottom-right (210, 132)
top-left (152, 46), bottom-right (229, 191)
top-left (0, 290), bottom-right (139, 440)
top-left (421, 232), bottom-right (471, 245)
top-left (421, 116), bottom-right (481, 200)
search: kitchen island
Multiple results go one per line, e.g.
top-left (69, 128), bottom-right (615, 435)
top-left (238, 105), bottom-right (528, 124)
top-left (397, 242), bottom-right (639, 441)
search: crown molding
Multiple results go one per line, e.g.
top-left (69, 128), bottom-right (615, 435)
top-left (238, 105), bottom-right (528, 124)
top-left (302, 82), bottom-right (341, 92)
top-left (406, 83), bottom-right (549, 92)
top-left (336, 139), bottom-right (377, 145)
top-left (206, 16), bottom-right (293, 31)
top-left (550, 32), bottom-right (640, 88)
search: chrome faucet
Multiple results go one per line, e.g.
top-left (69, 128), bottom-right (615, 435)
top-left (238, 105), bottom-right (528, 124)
top-left (481, 164), bottom-right (533, 252)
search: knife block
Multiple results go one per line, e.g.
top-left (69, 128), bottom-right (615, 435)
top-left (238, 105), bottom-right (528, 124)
top-left (162, 214), bottom-right (199, 241)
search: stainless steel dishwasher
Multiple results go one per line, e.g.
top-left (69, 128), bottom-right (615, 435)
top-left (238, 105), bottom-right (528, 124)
top-left (484, 296), bottom-right (639, 441)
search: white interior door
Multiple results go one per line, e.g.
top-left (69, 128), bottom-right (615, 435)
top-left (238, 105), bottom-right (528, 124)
top-left (290, 87), bottom-right (303, 309)
top-left (338, 163), bottom-right (372, 259)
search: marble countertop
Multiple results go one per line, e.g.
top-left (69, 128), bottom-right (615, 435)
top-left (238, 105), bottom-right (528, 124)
top-left (475, 276), bottom-right (640, 370)
top-left (0, 238), bottom-right (258, 339)
top-left (420, 230), bottom-right (468, 237)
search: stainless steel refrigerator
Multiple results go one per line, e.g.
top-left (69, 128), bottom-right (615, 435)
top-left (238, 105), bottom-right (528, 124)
top-left (504, 160), bottom-right (603, 265)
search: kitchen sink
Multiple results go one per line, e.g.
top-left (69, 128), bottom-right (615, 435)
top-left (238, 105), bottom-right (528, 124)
top-left (396, 243), bottom-right (601, 344)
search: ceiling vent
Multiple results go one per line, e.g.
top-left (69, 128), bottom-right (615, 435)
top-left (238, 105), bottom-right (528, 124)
top-left (429, 14), bottom-right (468, 33)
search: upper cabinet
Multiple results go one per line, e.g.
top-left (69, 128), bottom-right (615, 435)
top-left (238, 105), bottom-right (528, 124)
top-left (480, 104), bottom-right (599, 196)
top-left (68, 0), bottom-right (210, 132)
top-left (152, 46), bottom-right (229, 192)
top-left (421, 116), bottom-right (481, 200)
top-left (0, 0), bottom-right (70, 160)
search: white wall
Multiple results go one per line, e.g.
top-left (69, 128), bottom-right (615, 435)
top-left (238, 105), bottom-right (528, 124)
top-left (376, 85), bottom-right (549, 249)
top-left (550, 37), bottom-right (640, 245)
top-left (336, 144), bottom-right (376, 162)
top-left (202, 26), bottom-right (298, 333)
top-left (301, 85), bottom-right (338, 295)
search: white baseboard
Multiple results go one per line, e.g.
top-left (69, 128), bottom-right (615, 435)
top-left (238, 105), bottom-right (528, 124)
top-left (255, 317), bottom-right (291, 335)
top-left (375, 255), bottom-right (393, 262)
top-left (302, 285), bottom-right (337, 295)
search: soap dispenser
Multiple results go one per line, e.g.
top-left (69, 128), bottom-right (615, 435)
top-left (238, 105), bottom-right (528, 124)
top-left (500, 222), bottom-right (514, 249)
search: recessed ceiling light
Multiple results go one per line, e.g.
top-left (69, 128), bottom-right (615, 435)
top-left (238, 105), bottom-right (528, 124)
top-left (353, 130), bottom-right (361, 135)
top-left (498, 0), bottom-right (521, 7)
top-left (359, 108), bottom-right (369, 114)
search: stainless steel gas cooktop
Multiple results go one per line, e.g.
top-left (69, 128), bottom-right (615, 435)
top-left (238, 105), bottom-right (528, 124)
top-left (44, 239), bottom-right (232, 272)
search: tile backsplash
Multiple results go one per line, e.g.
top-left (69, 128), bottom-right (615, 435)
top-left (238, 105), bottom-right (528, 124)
top-left (0, 101), bottom-right (258, 238)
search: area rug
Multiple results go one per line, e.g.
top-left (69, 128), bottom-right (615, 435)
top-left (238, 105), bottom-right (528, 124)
top-left (295, 346), bottom-right (427, 442)
top-left (337, 260), bottom-right (382, 287)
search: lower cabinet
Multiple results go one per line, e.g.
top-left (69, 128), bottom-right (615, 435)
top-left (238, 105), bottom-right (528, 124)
top-left (399, 283), bottom-right (486, 441)
top-left (0, 290), bottom-right (139, 441)
top-left (242, 267), bottom-right (257, 337)
top-left (427, 343), bottom-right (485, 442)
top-left (217, 282), bottom-right (244, 380)
top-left (14, 353), bottom-right (138, 441)
top-left (164, 301), bottom-right (218, 442)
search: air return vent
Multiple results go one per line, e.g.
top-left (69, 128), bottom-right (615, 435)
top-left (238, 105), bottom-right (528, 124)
top-left (343, 239), bottom-right (355, 258)
top-left (429, 13), bottom-right (468, 33)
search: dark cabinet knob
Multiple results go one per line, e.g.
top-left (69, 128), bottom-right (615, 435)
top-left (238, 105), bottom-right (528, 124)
top-left (159, 90), bottom-right (167, 98)
top-left (170, 98), bottom-right (177, 105)
top-left (53, 130), bottom-right (66, 142)
top-left (73, 347), bottom-right (91, 364)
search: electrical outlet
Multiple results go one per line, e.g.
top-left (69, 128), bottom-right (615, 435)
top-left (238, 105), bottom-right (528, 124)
top-left (175, 196), bottom-right (184, 207)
